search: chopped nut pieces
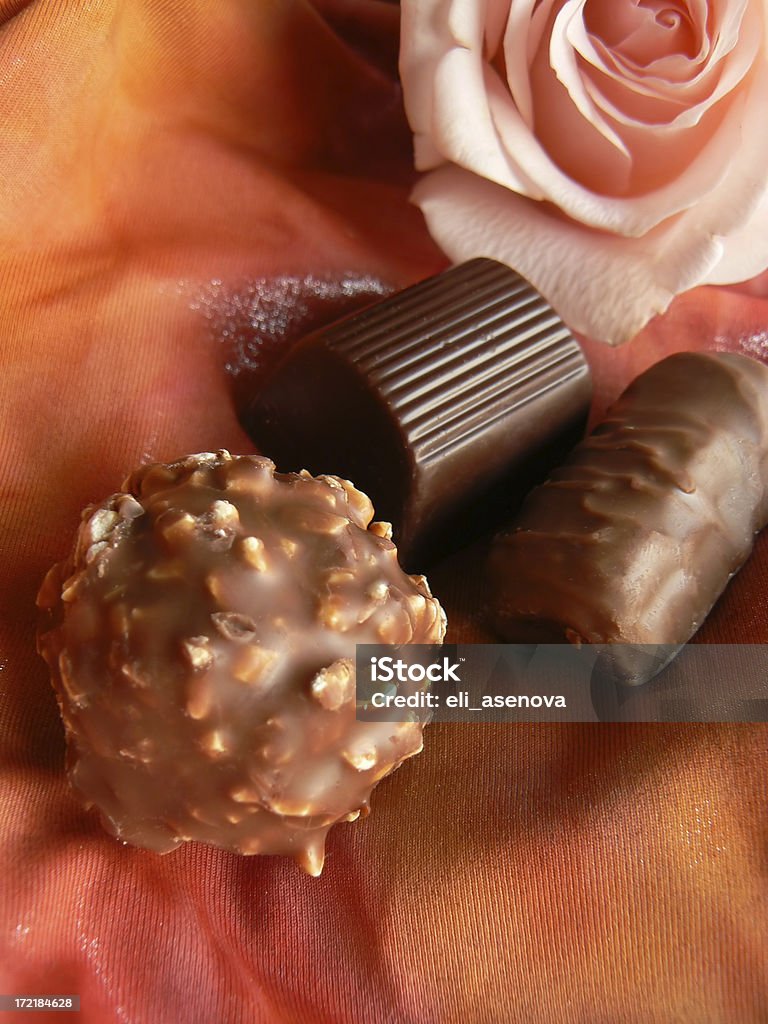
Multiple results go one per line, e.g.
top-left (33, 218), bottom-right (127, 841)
top-left (310, 659), bottom-right (354, 711)
top-left (36, 451), bottom-right (446, 875)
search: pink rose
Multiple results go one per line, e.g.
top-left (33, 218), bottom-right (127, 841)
top-left (399, 0), bottom-right (768, 345)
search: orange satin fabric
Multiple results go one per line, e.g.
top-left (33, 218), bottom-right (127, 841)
top-left (1, 3), bottom-right (767, 1021)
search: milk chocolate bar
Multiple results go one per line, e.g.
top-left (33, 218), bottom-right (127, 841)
top-left (244, 259), bottom-right (591, 565)
top-left (36, 452), bottom-right (446, 875)
top-left (488, 351), bottom-right (768, 685)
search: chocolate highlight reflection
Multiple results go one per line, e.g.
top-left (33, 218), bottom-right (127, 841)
top-left (37, 452), bottom-right (445, 874)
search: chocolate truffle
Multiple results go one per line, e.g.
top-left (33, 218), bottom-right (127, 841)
top-left (37, 451), bottom-right (446, 874)
top-left (244, 258), bottom-right (591, 566)
top-left (488, 351), bottom-right (768, 684)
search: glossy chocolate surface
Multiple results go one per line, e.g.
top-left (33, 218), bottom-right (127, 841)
top-left (244, 259), bottom-right (591, 566)
top-left (488, 351), bottom-right (768, 684)
top-left (36, 452), bottom-right (445, 874)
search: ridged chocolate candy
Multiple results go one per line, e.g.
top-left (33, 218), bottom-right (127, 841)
top-left (245, 258), bottom-right (591, 566)
top-left (37, 452), bottom-right (446, 874)
top-left (488, 351), bottom-right (768, 684)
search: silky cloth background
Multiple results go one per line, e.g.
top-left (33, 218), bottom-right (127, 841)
top-left (1, 2), bottom-right (767, 1021)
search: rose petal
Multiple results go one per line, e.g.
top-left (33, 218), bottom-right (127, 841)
top-left (484, 0), bottom-right (512, 57)
top-left (548, 1), bottom-right (630, 155)
top-left (446, 0), bottom-right (484, 49)
top-left (574, 1), bottom-right (759, 130)
top-left (401, 0), bottom-right (768, 344)
top-left (410, 162), bottom-right (768, 345)
top-left (447, 0), bottom-right (509, 54)
top-left (504, 0), bottom-right (552, 126)
top-left (404, 0), bottom-right (767, 230)
top-left (704, 186), bottom-right (768, 285)
top-left (432, 48), bottom-right (544, 194)
top-left (491, 35), bottom-right (768, 230)
top-left (573, 11), bottom-right (712, 105)
top-left (399, 0), bottom-right (455, 169)
top-left (530, 15), bottom-right (633, 194)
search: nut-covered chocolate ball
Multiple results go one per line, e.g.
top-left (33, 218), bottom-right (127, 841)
top-left (37, 451), bottom-right (446, 875)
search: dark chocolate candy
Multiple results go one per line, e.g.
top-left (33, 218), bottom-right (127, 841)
top-left (36, 452), bottom-right (446, 875)
top-left (244, 258), bottom-right (591, 565)
top-left (488, 351), bottom-right (768, 685)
